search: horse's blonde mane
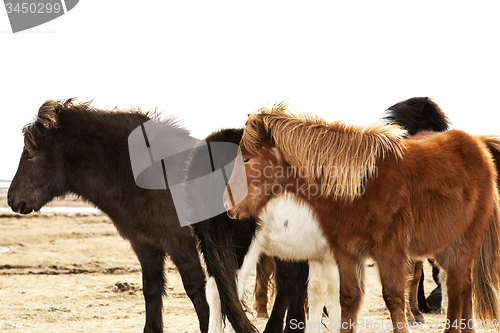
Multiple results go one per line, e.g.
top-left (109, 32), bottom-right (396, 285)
top-left (242, 102), bottom-right (407, 200)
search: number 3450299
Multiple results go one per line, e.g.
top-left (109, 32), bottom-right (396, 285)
top-left (5, 3), bottom-right (62, 14)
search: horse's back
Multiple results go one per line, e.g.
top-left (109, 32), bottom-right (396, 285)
top-left (401, 130), bottom-right (496, 257)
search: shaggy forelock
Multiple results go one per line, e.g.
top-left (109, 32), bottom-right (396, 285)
top-left (22, 99), bottom-right (74, 154)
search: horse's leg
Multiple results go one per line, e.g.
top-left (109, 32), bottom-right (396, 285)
top-left (375, 251), bottom-right (411, 333)
top-left (439, 269), bottom-right (448, 315)
top-left (435, 250), bottom-right (474, 333)
top-left (284, 261), bottom-right (309, 333)
top-left (334, 248), bottom-right (364, 333)
top-left (323, 253), bottom-right (341, 333)
top-left (408, 260), bottom-right (425, 323)
top-left (417, 265), bottom-right (431, 313)
top-left (254, 254), bottom-right (275, 318)
top-left (262, 258), bottom-right (289, 333)
top-left (224, 238), bottom-right (262, 333)
top-left (131, 243), bottom-right (165, 333)
top-left (263, 259), bottom-right (307, 333)
top-left (206, 275), bottom-right (223, 333)
top-left (238, 238), bottom-right (263, 300)
top-left (443, 267), bottom-right (473, 332)
top-left (460, 277), bottom-right (475, 333)
top-left (307, 259), bottom-right (327, 333)
top-left (168, 240), bottom-right (210, 333)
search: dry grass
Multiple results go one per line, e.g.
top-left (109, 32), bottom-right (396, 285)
top-left (1, 212), bottom-right (497, 332)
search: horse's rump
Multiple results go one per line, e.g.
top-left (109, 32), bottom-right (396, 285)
top-left (399, 130), bottom-right (497, 257)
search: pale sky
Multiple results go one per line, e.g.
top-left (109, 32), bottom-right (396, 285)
top-left (1, 1), bottom-right (499, 180)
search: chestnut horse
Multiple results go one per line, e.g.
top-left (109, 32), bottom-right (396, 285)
top-left (256, 96), bottom-right (452, 323)
top-left (385, 96), bottom-right (452, 321)
top-left (224, 104), bottom-right (500, 333)
top-left (8, 99), bottom-right (209, 333)
top-left (254, 97), bottom-right (452, 326)
top-left (386, 97), bottom-right (500, 322)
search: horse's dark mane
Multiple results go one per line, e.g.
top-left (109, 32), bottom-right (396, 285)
top-left (22, 98), bottom-right (182, 154)
top-left (384, 97), bottom-right (451, 137)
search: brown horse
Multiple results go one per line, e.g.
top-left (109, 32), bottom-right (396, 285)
top-left (385, 96), bottom-right (452, 322)
top-left (8, 99), bottom-right (209, 333)
top-left (386, 97), bottom-right (500, 323)
top-left (224, 103), bottom-right (500, 333)
top-left (254, 97), bottom-right (449, 325)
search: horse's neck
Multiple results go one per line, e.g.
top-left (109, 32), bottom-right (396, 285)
top-left (66, 123), bottom-right (143, 213)
top-left (65, 116), bottom-right (189, 219)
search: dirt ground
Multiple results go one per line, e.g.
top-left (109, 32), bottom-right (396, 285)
top-left (0, 210), bottom-right (497, 333)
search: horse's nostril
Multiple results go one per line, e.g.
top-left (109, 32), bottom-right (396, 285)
top-left (9, 199), bottom-right (29, 214)
top-left (224, 201), bottom-right (229, 211)
top-left (19, 201), bottom-right (33, 215)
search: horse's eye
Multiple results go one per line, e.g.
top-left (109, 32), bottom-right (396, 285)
top-left (243, 156), bottom-right (251, 163)
top-left (24, 151), bottom-right (33, 159)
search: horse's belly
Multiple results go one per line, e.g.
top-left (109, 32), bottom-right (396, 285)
top-left (257, 192), bottom-right (330, 261)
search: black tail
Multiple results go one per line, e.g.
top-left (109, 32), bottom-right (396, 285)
top-left (188, 128), bottom-right (258, 333)
top-left (195, 218), bottom-right (258, 333)
top-left (385, 97), bottom-right (451, 136)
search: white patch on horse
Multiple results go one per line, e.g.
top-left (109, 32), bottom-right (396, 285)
top-left (237, 237), bottom-right (263, 300)
top-left (440, 269), bottom-right (448, 314)
top-left (256, 192), bottom-right (341, 332)
top-left (206, 276), bottom-right (223, 333)
top-left (256, 192), bottom-right (330, 261)
top-left (196, 242), bottom-right (208, 276)
top-left (211, 192), bottom-right (341, 332)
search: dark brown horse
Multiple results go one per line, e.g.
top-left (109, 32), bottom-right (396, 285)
top-left (8, 99), bottom-right (209, 333)
top-left (224, 104), bottom-right (500, 333)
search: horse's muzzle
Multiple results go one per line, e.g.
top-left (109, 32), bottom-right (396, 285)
top-left (225, 202), bottom-right (240, 220)
top-left (8, 198), bottom-right (33, 214)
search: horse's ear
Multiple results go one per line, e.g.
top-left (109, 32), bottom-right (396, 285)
top-left (245, 116), bottom-right (273, 146)
top-left (37, 100), bottom-right (62, 129)
top-left (245, 116), bottom-right (264, 136)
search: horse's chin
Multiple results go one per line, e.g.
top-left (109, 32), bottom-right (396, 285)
top-left (23, 202), bottom-right (45, 214)
top-left (22, 200), bottom-right (49, 215)
top-left (226, 206), bottom-right (241, 220)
